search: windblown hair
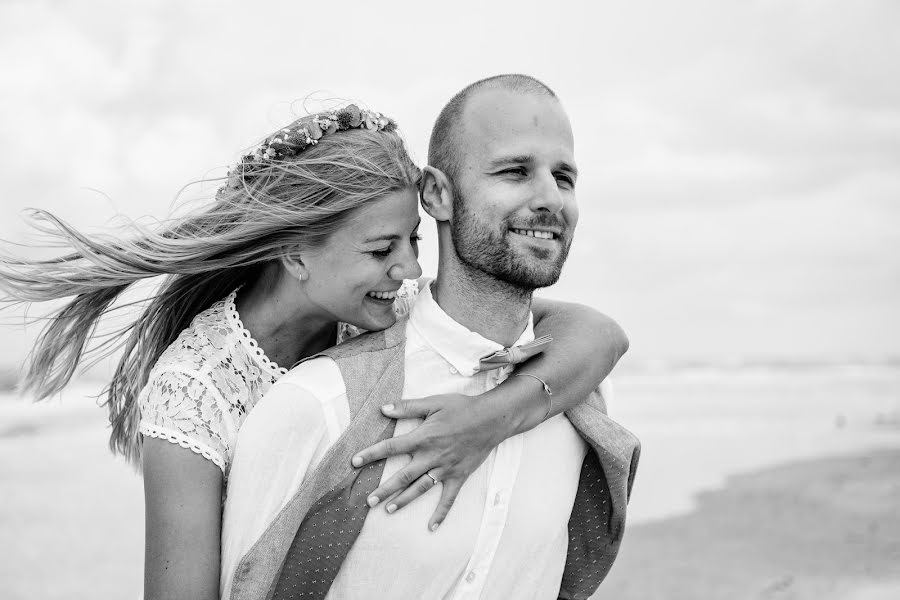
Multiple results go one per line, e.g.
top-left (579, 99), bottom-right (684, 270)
top-left (0, 115), bottom-right (421, 464)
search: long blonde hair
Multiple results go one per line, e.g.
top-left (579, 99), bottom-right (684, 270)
top-left (0, 112), bottom-right (421, 463)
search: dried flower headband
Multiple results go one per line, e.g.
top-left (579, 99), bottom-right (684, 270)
top-left (218, 104), bottom-right (396, 196)
top-left (255, 104), bottom-right (395, 161)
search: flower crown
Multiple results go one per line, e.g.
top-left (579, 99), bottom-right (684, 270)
top-left (218, 104), bottom-right (396, 197)
top-left (254, 104), bottom-right (394, 160)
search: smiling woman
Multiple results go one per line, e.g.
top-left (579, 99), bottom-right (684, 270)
top-left (0, 99), bottom-right (629, 600)
top-left (298, 188), bottom-right (422, 333)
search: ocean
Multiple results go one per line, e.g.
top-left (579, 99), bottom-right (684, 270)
top-left (1, 367), bottom-right (899, 599)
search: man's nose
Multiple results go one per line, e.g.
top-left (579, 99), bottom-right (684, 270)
top-left (388, 243), bottom-right (423, 281)
top-left (529, 172), bottom-right (565, 215)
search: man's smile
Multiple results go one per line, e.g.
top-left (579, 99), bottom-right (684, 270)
top-left (509, 228), bottom-right (560, 241)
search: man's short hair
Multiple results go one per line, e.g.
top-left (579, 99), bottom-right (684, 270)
top-left (428, 74), bottom-right (557, 185)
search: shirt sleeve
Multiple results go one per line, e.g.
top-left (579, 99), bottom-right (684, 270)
top-left (138, 369), bottom-right (230, 473)
top-left (219, 357), bottom-right (345, 597)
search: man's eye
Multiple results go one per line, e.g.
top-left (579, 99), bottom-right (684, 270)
top-left (556, 173), bottom-right (575, 187)
top-left (500, 167), bottom-right (527, 176)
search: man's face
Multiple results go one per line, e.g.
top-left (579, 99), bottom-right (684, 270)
top-left (448, 89), bottom-right (578, 290)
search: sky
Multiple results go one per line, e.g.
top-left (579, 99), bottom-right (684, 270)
top-left (0, 0), bottom-right (898, 370)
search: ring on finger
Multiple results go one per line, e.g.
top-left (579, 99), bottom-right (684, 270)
top-left (426, 471), bottom-right (439, 485)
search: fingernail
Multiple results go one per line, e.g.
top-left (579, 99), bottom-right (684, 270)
top-left (430, 522), bottom-right (440, 532)
top-left (367, 496), bottom-right (380, 508)
top-left (351, 456), bottom-right (363, 467)
top-left (381, 404), bottom-right (394, 413)
top-left (386, 503), bottom-right (397, 514)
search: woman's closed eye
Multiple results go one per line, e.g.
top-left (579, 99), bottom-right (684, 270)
top-left (370, 233), bottom-right (422, 259)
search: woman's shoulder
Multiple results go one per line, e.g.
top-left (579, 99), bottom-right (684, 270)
top-left (151, 296), bottom-right (234, 375)
top-left (138, 291), bottom-right (280, 475)
top-left (150, 290), bottom-right (284, 382)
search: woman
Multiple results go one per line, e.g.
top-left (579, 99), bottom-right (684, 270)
top-left (0, 104), bottom-right (627, 599)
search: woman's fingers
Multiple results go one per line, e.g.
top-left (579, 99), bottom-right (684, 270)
top-left (382, 470), bottom-right (443, 516)
top-left (381, 397), bottom-right (432, 419)
top-left (351, 431), bottom-right (420, 468)
top-left (428, 478), bottom-right (463, 532)
top-left (365, 460), bottom-right (433, 508)
top-left (351, 399), bottom-right (435, 468)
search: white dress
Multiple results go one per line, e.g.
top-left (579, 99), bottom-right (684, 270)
top-left (137, 281), bottom-right (418, 482)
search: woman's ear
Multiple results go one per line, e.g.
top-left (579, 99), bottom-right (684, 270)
top-left (280, 249), bottom-right (309, 282)
top-left (420, 166), bottom-right (454, 222)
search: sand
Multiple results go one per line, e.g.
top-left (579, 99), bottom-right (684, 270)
top-left (1, 370), bottom-right (899, 599)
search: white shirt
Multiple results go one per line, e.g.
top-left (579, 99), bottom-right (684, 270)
top-left (221, 283), bottom-right (589, 599)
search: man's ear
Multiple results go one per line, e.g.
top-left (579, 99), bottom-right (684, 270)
top-left (280, 248), bottom-right (310, 282)
top-left (420, 166), bottom-right (454, 222)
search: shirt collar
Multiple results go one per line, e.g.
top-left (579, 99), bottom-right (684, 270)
top-left (408, 281), bottom-right (535, 377)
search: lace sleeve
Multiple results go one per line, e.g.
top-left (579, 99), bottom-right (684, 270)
top-left (138, 369), bottom-right (231, 474)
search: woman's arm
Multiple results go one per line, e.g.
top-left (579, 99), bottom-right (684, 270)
top-left (142, 438), bottom-right (223, 600)
top-left (506, 297), bottom-right (629, 430)
top-left (351, 300), bottom-right (627, 530)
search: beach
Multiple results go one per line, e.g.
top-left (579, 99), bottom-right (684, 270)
top-left (1, 368), bottom-right (899, 599)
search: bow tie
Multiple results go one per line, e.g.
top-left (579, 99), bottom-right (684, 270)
top-left (478, 335), bottom-right (552, 371)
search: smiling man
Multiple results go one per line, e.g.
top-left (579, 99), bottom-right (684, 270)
top-left (221, 75), bottom-right (639, 600)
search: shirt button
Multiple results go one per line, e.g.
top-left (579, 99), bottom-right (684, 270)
top-left (449, 366), bottom-right (458, 374)
top-left (465, 571), bottom-right (476, 583)
top-left (493, 492), bottom-right (502, 506)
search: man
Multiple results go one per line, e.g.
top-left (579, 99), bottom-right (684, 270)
top-left (221, 74), bottom-right (639, 599)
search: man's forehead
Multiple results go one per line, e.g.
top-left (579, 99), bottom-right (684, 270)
top-left (459, 87), bottom-right (574, 164)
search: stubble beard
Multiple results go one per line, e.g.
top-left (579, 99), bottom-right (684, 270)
top-left (449, 191), bottom-right (572, 291)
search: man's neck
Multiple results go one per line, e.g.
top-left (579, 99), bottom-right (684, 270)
top-left (431, 261), bottom-right (533, 348)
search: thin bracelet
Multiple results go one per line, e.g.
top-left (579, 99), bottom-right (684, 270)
top-left (514, 373), bottom-right (553, 421)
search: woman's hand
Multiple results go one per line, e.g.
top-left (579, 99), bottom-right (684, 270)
top-left (351, 393), bottom-right (511, 532)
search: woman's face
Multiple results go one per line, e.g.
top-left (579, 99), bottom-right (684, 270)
top-left (301, 187), bottom-right (423, 332)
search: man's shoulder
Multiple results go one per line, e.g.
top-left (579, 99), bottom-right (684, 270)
top-left (238, 357), bottom-right (344, 445)
top-left (322, 317), bottom-right (409, 362)
top-left (274, 355), bottom-right (343, 398)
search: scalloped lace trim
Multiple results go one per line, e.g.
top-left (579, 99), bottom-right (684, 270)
top-left (140, 423), bottom-right (227, 474)
top-left (224, 288), bottom-right (289, 378)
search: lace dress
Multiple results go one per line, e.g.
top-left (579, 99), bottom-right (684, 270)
top-left (137, 280), bottom-right (419, 481)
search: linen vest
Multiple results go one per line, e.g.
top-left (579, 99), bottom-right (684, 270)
top-left (228, 318), bottom-right (640, 600)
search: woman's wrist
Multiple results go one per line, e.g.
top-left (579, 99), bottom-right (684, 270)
top-left (482, 375), bottom-right (549, 439)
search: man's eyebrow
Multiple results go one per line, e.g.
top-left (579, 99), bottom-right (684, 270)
top-left (363, 218), bottom-right (421, 243)
top-left (487, 155), bottom-right (532, 169)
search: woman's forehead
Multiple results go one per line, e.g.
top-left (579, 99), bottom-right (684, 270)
top-left (343, 189), bottom-right (420, 240)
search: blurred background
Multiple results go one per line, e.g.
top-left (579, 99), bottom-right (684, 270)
top-left (1, 1), bottom-right (898, 598)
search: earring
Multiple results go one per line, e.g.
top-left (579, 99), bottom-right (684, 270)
top-left (299, 271), bottom-right (308, 281)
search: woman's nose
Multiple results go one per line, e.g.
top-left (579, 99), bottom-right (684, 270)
top-left (389, 244), bottom-right (422, 281)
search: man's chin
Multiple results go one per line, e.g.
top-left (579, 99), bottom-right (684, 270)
top-left (494, 263), bottom-right (564, 290)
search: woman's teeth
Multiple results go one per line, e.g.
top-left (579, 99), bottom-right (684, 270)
top-left (367, 290), bottom-right (398, 300)
top-left (512, 229), bottom-right (556, 240)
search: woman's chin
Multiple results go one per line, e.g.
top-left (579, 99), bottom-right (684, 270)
top-left (351, 302), bottom-right (398, 332)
